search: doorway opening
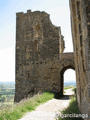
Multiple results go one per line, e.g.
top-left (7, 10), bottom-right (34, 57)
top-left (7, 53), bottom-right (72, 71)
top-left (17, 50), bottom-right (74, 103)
top-left (60, 65), bottom-right (76, 96)
top-left (64, 69), bottom-right (76, 96)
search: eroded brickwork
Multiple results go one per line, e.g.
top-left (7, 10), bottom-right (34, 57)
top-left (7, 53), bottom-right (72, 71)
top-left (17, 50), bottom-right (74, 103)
top-left (15, 10), bottom-right (69, 102)
top-left (15, 10), bottom-right (74, 102)
top-left (70, 0), bottom-right (90, 119)
top-left (15, 1), bottom-right (90, 119)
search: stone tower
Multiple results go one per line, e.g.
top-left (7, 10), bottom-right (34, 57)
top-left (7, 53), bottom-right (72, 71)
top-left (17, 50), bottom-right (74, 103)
top-left (15, 1), bottom-right (90, 119)
top-left (15, 10), bottom-right (65, 102)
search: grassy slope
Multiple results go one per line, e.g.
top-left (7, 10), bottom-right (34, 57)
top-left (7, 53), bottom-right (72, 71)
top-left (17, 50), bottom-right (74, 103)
top-left (0, 92), bottom-right (54, 120)
top-left (59, 97), bottom-right (83, 120)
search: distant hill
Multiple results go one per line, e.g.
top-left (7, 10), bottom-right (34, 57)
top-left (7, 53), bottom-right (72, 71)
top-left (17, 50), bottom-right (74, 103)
top-left (0, 81), bottom-right (15, 89)
top-left (0, 81), bottom-right (76, 88)
top-left (0, 81), bottom-right (15, 84)
top-left (64, 81), bottom-right (76, 86)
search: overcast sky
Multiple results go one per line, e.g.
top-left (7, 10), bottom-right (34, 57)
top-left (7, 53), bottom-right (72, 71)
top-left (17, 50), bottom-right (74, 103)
top-left (0, 0), bottom-right (76, 82)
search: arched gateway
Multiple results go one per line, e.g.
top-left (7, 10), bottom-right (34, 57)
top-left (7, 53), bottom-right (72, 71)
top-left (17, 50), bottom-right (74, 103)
top-left (59, 53), bottom-right (75, 95)
top-left (15, 10), bottom-right (75, 102)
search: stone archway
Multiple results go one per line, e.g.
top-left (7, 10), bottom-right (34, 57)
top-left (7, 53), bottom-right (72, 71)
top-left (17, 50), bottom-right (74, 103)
top-left (59, 53), bottom-right (75, 95)
top-left (60, 66), bottom-right (75, 96)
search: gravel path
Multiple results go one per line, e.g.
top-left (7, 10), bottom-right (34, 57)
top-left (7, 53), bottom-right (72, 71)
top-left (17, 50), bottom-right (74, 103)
top-left (19, 89), bottom-right (74, 120)
top-left (64, 88), bottom-right (74, 95)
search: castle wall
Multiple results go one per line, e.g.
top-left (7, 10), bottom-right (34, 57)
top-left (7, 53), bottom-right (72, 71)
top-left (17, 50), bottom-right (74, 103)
top-left (15, 10), bottom-right (65, 102)
top-left (70, 0), bottom-right (90, 118)
top-left (14, 1), bottom-right (90, 119)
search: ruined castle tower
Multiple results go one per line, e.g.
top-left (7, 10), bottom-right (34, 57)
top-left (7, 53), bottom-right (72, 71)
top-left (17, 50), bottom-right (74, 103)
top-left (15, 10), bottom-right (65, 102)
top-left (70, 0), bottom-right (90, 118)
top-left (15, 1), bottom-right (90, 119)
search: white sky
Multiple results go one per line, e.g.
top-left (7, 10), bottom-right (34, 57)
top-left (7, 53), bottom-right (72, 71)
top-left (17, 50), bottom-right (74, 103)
top-left (0, 0), bottom-right (76, 82)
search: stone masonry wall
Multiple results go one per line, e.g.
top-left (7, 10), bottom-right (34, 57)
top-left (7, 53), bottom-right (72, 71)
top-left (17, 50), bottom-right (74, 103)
top-left (70, 0), bottom-right (90, 119)
top-left (14, 2), bottom-right (90, 119)
top-left (15, 10), bottom-right (65, 102)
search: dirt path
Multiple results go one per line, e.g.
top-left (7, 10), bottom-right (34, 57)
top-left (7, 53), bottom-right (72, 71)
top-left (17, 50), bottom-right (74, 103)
top-left (64, 88), bottom-right (74, 95)
top-left (19, 89), bottom-right (74, 120)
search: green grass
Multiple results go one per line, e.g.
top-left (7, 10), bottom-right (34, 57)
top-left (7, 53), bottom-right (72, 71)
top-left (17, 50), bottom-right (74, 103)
top-left (72, 88), bottom-right (76, 94)
top-left (64, 86), bottom-right (74, 90)
top-left (0, 92), bottom-right (54, 120)
top-left (59, 97), bottom-right (83, 120)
